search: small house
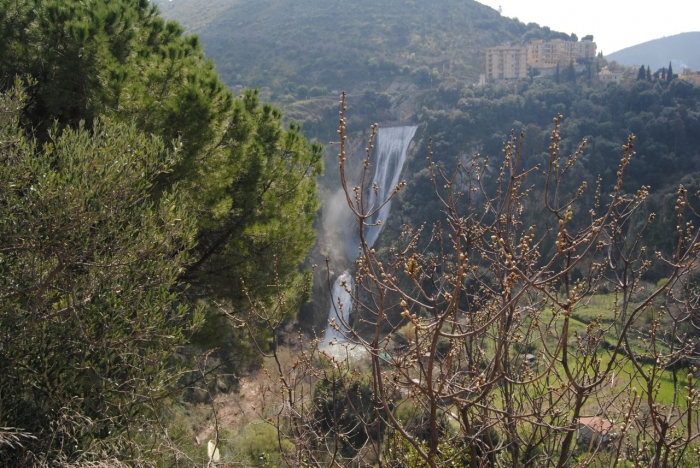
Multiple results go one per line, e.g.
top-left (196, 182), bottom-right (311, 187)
top-left (577, 416), bottom-right (616, 449)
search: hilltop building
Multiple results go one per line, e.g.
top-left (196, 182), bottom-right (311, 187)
top-left (527, 39), bottom-right (596, 69)
top-left (597, 68), bottom-right (622, 84)
top-left (485, 45), bottom-right (528, 81)
top-left (484, 39), bottom-right (597, 82)
top-left (680, 68), bottom-right (700, 86)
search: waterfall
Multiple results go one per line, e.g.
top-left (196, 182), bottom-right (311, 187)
top-left (345, 125), bottom-right (418, 261)
top-left (327, 125), bottom-right (416, 348)
top-left (323, 271), bottom-right (354, 344)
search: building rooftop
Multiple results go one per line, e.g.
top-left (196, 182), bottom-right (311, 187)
top-left (578, 417), bottom-right (614, 434)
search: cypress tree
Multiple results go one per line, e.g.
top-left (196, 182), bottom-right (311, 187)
top-left (668, 61), bottom-right (674, 83)
top-left (566, 60), bottom-right (576, 82)
top-left (637, 64), bottom-right (646, 80)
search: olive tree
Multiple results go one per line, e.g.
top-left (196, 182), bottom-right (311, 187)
top-left (0, 85), bottom-right (197, 466)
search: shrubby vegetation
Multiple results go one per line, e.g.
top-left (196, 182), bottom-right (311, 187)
top-left (0, 84), bottom-right (196, 465)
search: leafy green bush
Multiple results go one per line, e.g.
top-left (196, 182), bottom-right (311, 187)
top-left (313, 373), bottom-right (376, 456)
top-left (0, 85), bottom-right (197, 465)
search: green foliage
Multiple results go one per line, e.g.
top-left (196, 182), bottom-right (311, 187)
top-left (638, 64), bottom-right (646, 81)
top-left (0, 86), bottom-right (197, 464)
top-left (0, 0), bottom-right (323, 374)
top-left (384, 430), bottom-right (470, 467)
top-left (0, 0), bottom-right (236, 184)
top-left (565, 60), bottom-right (577, 83)
top-left (313, 372), bottom-right (377, 457)
top-left (388, 74), bottom-right (700, 263)
top-left (184, 91), bottom-right (323, 309)
top-left (394, 402), bottom-right (449, 443)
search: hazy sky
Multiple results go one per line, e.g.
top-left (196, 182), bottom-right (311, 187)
top-left (476, 0), bottom-right (700, 54)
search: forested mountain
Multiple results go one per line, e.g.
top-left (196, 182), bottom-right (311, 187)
top-left (157, 0), bottom-right (574, 101)
top-left (607, 31), bottom-right (700, 70)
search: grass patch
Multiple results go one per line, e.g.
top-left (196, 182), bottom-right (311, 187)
top-left (573, 293), bottom-right (619, 323)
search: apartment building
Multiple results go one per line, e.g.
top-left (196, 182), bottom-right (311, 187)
top-left (528, 39), bottom-right (596, 69)
top-left (526, 40), bottom-right (559, 68)
top-left (485, 39), bottom-right (597, 82)
top-left (485, 45), bottom-right (528, 81)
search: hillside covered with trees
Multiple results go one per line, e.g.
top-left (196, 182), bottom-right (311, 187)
top-left (387, 71), bottom-right (700, 259)
top-left (156, 0), bottom-right (581, 130)
top-left (157, 0), bottom-right (577, 95)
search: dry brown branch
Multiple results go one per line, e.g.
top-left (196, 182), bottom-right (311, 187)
top-left (242, 95), bottom-right (700, 468)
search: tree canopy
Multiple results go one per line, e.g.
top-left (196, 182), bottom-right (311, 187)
top-left (0, 0), bottom-right (323, 463)
top-left (0, 0), bottom-right (323, 340)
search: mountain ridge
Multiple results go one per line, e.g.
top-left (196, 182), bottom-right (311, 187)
top-left (607, 31), bottom-right (700, 70)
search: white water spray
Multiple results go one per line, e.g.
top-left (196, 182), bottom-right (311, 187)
top-left (323, 271), bottom-right (354, 344)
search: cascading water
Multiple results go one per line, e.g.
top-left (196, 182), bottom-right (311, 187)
top-left (323, 271), bottom-right (354, 344)
top-left (325, 126), bottom-right (417, 348)
top-left (345, 126), bottom-right (418, 261)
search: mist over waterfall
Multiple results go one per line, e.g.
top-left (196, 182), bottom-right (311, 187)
top-left (323, 271), bottom-right (354, 344)
top-left (345, 126), bottom-right (418, 261)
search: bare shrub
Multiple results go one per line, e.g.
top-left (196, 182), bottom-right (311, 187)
top-left (247, 94), bottom-right (700, 467)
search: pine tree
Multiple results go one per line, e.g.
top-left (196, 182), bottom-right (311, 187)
top-left (0, 0), bottom-right (323, 361)
top-left (182, 89), bottom-right (323, 317)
